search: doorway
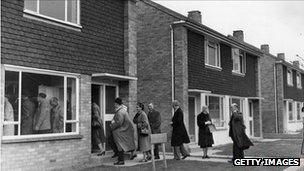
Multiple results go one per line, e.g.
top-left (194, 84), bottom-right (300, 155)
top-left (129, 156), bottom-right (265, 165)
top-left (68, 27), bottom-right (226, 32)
top-left (91, 83), bottom-right (118, 153)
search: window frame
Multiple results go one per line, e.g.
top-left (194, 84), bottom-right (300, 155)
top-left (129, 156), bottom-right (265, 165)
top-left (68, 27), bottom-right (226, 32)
top-left (23, 0), bottom-right (81, 28)
top-left (296, 72), bottom-right (302, 89)
top-left (232, 48), bottom-right (246, 76)
top-left (296, 102), bottom-right (302, 121)
top-left (287, 69), bottom-right (293, 86)
top-left (2, 65), bottom-right (80, 140)
top-left (205, 94), bottom-right (225, 129)
top-left (204, 39), bottom-right (221, 70)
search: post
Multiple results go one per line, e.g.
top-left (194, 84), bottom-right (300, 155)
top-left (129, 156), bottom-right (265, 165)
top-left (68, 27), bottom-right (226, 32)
top-left (162, 143), bottom-right (167, 168)
top-left (150, 133), bottom-right (168, 170)
top-left (151, 144), bottom-right (155, 171)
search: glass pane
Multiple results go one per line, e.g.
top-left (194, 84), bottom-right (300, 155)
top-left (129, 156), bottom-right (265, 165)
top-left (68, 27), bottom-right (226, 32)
top-left (67, 0), bottom-right (78, 23)
top-left (209, 96), bottom-right (222, 127)
top-left (3, 124), bottom-right (18, 136)
top-left (297, 103), bottom-right (301, 120)
top-left (105, 86), bottom-right (116, 114)
top-left (40, 0), bottom-right (65, 21)
top-left (25, 0), bottom-right (37, 12)
top-left (66, 122), bottom-right (76, 132)
top-left (22, 72), bottom-right (64, 134)
top-left (240, 54), bottom-right (244, 73)
top-left (5, 71), bottom-right (19, 125)
top-left (67, 78), bottom-right (76, 120)
top-left (208, 45), bottom-right (216, 66)
top-left (249, 121), bottom-right (253, 136)
top-left (289, 102), bottom-right (293, 121)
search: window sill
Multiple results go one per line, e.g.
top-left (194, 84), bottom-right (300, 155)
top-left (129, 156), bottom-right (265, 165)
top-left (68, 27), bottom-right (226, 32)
top-left (23, 9), bottom-right (82, 32)
top-left (232, 71), bottom-right (245, 77)
top-left (205, 64), bottom-right (222, 71)
top-left (2, 134), bottom-right (83, 144)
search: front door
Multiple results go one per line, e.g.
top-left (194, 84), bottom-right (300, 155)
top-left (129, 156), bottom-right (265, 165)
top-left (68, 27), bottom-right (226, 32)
top-left (91, 84), bottom-right (118, 152)
top-left (188, 96), bottom-right (196, 142)
top-left (248, 101), bottom-right (254, 137)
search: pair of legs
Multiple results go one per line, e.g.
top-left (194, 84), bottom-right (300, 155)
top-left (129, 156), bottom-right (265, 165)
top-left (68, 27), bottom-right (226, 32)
top-left (202, 147), bottom-right (210, 158)
top-left (97, 143), bottom-right (105, 156)
top-left (233, 143), bottom-right (244, 159)
top-left (173, 144), bottom-right (190, 160)
top-left (140, 150), bottom-right (151, 162)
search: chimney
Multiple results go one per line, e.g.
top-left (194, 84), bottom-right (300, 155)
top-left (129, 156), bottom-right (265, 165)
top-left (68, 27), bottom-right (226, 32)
top-left (277, 53), bottom-right (285, 60)
top-left (188, 11), bottom-right (202, 24)
top-left (293, 61), bottom-right (300, 68)
top-left (233, 30), bottom-right (244, 41)
top-left (260, 44), bottom-right (269, 54)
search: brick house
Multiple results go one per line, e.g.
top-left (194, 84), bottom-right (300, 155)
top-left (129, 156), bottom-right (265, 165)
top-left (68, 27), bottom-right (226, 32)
top-left (0, 0), bottom-right (137, 170)
top-left (137, 0), bottom-right (263, 146)
top-left (260, 45), bottom-right (304, 134)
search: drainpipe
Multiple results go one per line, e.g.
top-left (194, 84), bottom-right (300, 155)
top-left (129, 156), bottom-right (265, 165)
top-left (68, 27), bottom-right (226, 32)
top-left (274, 63), bottom-right (278, 133)
top-left (170, 24), bottom-right (175, 107)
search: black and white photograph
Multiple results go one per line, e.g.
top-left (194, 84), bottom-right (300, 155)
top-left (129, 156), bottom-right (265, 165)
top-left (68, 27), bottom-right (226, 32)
top-left (0, 0), bottom-right (304, 170)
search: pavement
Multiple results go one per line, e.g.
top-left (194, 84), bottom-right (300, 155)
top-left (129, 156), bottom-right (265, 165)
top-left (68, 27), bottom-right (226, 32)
top-left (80, 138), bottom-right (304, 171)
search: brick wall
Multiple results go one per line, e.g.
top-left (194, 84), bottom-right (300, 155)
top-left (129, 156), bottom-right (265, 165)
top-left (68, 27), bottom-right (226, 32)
top-left (187, 30), bottom-right (258, 97)
top-left (283, 66), bottom-right (304, 101)
top-left (260, 54), bottom-right (277, 133)
top-left (276, 64), bottom-right (285, 133)
top-left (137, 1), bottom-right (181, 148)
top-left (1, 75), bottom-right (91, 171)
top-left (1, 0), bottom-right (125, 75)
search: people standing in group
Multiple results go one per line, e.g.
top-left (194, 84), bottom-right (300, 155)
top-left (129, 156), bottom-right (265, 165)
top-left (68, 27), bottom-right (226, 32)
top-left (21, 90), bottom-right (35, 135)
top-left (228, 103), bottom-right (253, 162)
top-left (34, 93), bottom-right (51, 134)
top-left (171, 100), bottom-right (190, 160)
top-left (197, 106), bottom-right (214, 159)
top-left (50, 97), bottom-right (64, 133)
top-left (91, 102), bottom-right (105, 156)
top-left (147, 103), bottom-right (161, 159)
top-left (110, 98), bottom-right (135, 165)
top-left (133, 102), bottom-right (152, 162)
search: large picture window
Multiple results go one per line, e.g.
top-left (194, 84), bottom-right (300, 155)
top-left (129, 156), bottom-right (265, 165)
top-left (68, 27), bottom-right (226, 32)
top-left (24, 0), bottom-right (80, 25)
top-left (232, 48), bottom-right (246, 74)
top-left (205, 40), bottom-right (221, 68)
top-left (206, 95), bottom-right (224, 127)
top-left (3, 66), bottom-right (79, 138)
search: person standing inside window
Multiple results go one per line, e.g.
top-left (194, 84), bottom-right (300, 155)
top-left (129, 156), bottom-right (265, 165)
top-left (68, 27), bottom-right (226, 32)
top-left (34, 93), bottom-right (51, 134)
top-left (50, 97), bottom-right (64, 133)
top-left (197, 106), bottom-right (214, 159)
top-left (4, 97), bottom-right (15, 135)
top-left (21, 90), bottom-right (36, 135)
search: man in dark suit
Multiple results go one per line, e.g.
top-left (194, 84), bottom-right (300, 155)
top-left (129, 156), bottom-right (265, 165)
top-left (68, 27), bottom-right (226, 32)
top-left (147, 103), bottom-right (161, 159)
top-left (171, 100), bottom-right (190, 160)
top-left (228, 103), bottom-right (253, 163)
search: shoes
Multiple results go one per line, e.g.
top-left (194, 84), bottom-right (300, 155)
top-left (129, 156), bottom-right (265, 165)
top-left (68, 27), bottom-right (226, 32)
top-left (182, 155), bottom-right (190, 160)
top-left (146, 156), bottom-right (152, 161)
top-left (97, 151), bottom-right (106, 156)
top-left (155, 156), bottom-right (160, 160)
top-left (111, 153), bottom-right (118, 158)
top-left (114, 161), bottom-right (125, 165)
top-left (202, 155), bottom-right (210, 159)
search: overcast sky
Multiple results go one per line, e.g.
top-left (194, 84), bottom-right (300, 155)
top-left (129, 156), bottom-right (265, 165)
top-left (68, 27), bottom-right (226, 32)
top-left (154, 1), bottom-right (304, 65)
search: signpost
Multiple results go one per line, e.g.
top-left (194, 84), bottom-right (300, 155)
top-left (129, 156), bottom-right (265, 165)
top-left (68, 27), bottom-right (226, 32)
top-left (150, 133), bottom-right (167, 171)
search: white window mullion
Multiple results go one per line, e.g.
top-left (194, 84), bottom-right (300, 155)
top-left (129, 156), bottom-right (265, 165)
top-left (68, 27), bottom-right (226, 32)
top-left (18, 71), bottom-right (22, 136)
top-left (63, 76), bottom-right (67, 133)
top-left (76, 77), bottom-right (80, 134)
top-left (65, 0), bottom-right (68, 22)
top-left (37, 0), bottom-right (40, 13)
top-left (77, 0), bottom-right (80, 25)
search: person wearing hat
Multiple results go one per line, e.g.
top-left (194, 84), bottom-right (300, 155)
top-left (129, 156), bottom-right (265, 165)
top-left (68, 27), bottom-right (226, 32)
top-left (228, 103), bottom-right (253, 162)
top-left (34, 93), bottom-right (51, 134)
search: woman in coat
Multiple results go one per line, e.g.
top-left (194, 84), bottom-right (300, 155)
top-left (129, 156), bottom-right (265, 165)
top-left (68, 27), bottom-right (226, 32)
top-left (91, 102), bottom-right (106, 156)
top-left (4, 97), bottom-right (15, 135)
top-left (50, 97), bottom-right (64, 133)
top-left (133, 102), bottom-right (151, 162)
top-left (197, 106), bottom-right (214, 158)
top-left (111, 98), bottom-right (135, 165)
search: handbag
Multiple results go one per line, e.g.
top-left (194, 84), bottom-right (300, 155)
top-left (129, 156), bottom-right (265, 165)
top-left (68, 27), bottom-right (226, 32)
top-left (207, 123), bottom-right (217, 133)
top-left (139, 122), bottom-right (149, 136)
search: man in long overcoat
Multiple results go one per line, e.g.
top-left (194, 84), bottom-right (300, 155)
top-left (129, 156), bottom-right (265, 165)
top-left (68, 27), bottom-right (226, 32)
top-left (110, 98), bottom-right (135, 165)
top-left (171, 100), bottom-right (190, 160)
top-left (229, 103), bottom-right (253, 162)
top-left (147, 103), bottom-right (161, 159)
top-left (21, 91), bottom-right (36, 135)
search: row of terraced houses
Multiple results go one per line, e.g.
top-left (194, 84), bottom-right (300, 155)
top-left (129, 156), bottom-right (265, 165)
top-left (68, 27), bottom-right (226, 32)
top-left (1, 0), bottom-right (303, 170)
